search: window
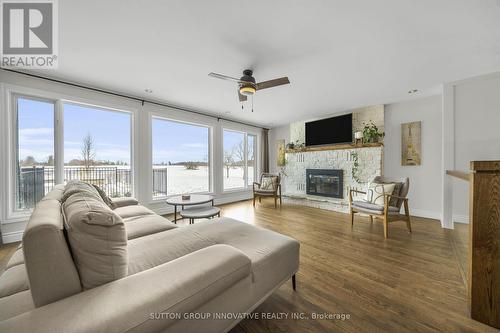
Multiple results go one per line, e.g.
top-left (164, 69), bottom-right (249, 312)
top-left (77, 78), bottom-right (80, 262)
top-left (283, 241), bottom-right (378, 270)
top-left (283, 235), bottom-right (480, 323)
top-left (247, 134), bottom-right (256, 186)
top-left (15, 96), bottom-right (55, 210)
top-left (223, 129), bottom-right (257, 190)
top-left (63, 103), bottom-right (132, 197)
top-left (152, 118), bottom-right (210, 197)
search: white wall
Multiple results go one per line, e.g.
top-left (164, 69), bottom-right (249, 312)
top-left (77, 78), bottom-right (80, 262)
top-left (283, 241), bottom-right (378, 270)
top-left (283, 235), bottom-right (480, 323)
top-left (384, 96), bottom-right (443, 220)
top-left (451, 72), bottom-right (500, 220)
top-left (0, 70), bottom-right (261, 243)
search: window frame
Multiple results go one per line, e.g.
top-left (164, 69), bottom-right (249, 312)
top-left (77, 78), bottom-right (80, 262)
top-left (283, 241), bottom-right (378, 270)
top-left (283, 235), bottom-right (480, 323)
top-left (10, 93), bottom-right (57, 215)
top-left (222, 128), bottom-right (259, 192)
top-left (3, 85), bottom-right (138, 221)
top-left (150, 115), bottom-right (213, 200)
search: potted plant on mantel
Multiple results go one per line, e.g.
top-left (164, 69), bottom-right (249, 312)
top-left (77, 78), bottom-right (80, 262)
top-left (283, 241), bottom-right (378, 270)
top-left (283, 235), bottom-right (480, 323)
top-left (286, 140), bottom-right (305, 151)
top-left (362, 122), bottom-right (385, 144)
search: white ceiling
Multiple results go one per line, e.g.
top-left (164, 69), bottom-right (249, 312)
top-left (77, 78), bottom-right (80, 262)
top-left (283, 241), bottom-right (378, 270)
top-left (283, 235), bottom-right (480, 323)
top-left (27, 0), bottom-right (500, 127)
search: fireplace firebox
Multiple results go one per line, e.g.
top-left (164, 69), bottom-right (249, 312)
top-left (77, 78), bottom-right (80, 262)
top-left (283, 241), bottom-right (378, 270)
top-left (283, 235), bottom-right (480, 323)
top-left (306, 169), bottom-right (343, 199)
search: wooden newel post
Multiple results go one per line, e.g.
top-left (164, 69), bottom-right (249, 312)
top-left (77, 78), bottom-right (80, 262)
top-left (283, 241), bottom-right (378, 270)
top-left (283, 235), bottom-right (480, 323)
top-left (469, 160), bottom-right (500, 328)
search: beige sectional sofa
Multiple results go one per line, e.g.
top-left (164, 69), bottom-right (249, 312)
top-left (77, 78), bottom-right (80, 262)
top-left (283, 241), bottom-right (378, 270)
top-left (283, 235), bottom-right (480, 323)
top-left (0, 182), bottom-right (299, 333)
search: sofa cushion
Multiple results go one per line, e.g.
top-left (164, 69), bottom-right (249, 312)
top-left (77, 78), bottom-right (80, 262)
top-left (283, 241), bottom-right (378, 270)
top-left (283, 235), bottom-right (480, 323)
top-left (61, 180), bottom-right (101, 203)
top-left (92, 184), bottom-right (116, 209)
top-left (39, 184), bottom-right (65, 202)
top-left (123, 214), bottom-right (177, 240)
top-left (64, 192), bottom-right (128, 290)
top-left (111, 197), bottom-right (139, 208)
top-left (114, 205), bottom-right (155, 219)
top-left (22, 198), bottom-right (81, 307)
top-left (6, 248), bottom-right (24, 269)
top-left (0, 264), bottom-right (29, 298)
top-left (127, 218), bottom-right (300, 297)
top-left (0, 290), bottom-right (35, 321)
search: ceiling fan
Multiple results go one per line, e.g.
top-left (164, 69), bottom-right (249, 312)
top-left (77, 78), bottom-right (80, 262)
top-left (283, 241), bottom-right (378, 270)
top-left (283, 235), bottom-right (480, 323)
top-left (208, 69), bottom-right (290, 107)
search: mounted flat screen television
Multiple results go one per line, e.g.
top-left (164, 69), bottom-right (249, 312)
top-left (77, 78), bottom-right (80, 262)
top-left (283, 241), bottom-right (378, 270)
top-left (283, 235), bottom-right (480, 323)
top-left (305, 113), bottom-right (353, 146)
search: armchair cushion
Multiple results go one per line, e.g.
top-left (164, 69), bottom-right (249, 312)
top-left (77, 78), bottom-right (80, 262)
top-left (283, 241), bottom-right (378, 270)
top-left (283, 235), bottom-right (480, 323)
top-left (352, 201), bottom-right (400, 215)
top-left (254, 189), bottom-right (276, 195)
top-left (387, 182), bottom-right (403, 207)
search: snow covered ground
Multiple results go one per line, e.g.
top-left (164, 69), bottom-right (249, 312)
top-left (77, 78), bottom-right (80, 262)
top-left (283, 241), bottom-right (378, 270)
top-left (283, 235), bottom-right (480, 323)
top-left (154, 165), bottom-right (254, 196)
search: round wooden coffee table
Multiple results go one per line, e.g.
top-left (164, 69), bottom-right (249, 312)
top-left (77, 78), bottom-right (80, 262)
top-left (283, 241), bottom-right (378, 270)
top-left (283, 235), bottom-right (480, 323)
top-left (166, 194), bottom-right (214, 224)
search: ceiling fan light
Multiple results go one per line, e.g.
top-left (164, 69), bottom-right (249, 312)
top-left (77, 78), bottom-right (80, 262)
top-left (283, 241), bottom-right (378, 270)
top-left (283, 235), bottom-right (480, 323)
top-left (240, 86), bottom-right (256, 96)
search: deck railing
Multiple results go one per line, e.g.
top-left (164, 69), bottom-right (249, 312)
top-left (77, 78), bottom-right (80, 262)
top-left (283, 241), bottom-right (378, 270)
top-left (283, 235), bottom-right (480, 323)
top-left (17, 166), bottom-right (168, 209)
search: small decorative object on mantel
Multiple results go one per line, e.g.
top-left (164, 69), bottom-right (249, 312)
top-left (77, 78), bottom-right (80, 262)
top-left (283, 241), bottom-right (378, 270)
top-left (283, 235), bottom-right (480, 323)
top-left (182, 194), bottom-right (191, 200)
top-left (286, 140), bottom-right (305, 151)
top-left (362, 122), bottom-right (385, 143)
top-left (401, 121), bottom-right (421, 166)
top-left (354, 131), bottom-right (363, 146)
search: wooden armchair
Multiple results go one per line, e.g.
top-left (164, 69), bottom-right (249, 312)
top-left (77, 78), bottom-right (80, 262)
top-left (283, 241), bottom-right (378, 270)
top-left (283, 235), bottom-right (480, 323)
top-left (253, 173), bottom-right (282, 208)
top-left (349, 176), bottom-right (411, 238)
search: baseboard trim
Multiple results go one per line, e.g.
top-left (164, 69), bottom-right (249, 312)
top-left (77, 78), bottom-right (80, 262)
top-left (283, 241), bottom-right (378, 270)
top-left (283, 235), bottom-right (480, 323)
top-left (411, 209), bottom-right (442, 221)
top-left (453, 214), bottom-right (469, 224)
top-left (1, 230), bottom-right (23, 244)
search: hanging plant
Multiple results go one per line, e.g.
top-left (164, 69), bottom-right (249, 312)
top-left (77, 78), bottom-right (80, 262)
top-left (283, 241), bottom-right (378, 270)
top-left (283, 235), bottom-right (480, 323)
top-left (351, 151), bottom-right (361, 183)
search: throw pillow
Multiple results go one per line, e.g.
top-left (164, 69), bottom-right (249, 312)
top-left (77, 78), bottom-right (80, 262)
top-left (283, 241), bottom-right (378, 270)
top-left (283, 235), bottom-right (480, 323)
top-left (63, 192), bottom-right (127, 290)
top-left (365, 182), bottom-right (395, 206)
top-left (92, 184), bottom-right (116, 209)
top-left (61, 180), bottom-right (101, 203)
top-left (261, 176), bottom-right (277, 190)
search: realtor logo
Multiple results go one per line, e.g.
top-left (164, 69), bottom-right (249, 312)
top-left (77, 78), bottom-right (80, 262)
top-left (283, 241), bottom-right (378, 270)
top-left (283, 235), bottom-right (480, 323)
top-left (1, 0), bottom-right (58, 68)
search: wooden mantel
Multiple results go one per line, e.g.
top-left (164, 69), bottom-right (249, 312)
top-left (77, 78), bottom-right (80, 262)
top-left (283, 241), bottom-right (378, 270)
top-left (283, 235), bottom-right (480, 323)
top-left (286, 142), bottom-right (383, 154)
top-left (447, 160), bottom-right (500, 329)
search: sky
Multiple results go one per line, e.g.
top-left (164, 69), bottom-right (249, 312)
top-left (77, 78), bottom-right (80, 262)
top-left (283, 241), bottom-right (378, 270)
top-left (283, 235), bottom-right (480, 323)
top-left (17, 98), bottom-right (235, 165)
top-left (18, 98), bottom-right (133, 164)
top-left (152, 117), bottom-right (209, 164)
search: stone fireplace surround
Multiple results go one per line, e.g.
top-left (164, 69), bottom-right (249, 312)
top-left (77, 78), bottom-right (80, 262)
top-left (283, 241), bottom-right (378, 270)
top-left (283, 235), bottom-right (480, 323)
top-left (282, 145), bottom-right (383, 213)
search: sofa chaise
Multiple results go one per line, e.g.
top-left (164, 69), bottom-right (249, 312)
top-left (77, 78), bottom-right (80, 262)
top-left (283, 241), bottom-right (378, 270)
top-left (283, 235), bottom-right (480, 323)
top-left (0, 181), bottom-right (300, 333)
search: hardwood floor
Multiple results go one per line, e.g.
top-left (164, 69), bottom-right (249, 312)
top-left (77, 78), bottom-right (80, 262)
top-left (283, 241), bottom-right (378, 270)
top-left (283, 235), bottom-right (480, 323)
top-left (216, 200), bottom-right (495, 333)
top-left (0, 200), bottom-right (495, 332)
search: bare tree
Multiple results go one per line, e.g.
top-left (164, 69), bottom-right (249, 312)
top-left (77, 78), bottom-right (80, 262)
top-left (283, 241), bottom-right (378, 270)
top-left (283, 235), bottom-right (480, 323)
top-left (223, 150), bottom-right (234, 178)
top-left (81, 133), bottom-right (96, 168)
top-left (234, 141), bottom-right (246, 179)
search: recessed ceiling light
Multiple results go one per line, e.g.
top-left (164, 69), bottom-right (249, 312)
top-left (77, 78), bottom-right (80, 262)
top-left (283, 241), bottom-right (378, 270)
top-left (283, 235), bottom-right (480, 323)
top-left (144, 89), bottom-right (153, 93)
top-left (408, 89), bottom-right (418, 94)
top-left (225, 111), bottom-right (231, 114)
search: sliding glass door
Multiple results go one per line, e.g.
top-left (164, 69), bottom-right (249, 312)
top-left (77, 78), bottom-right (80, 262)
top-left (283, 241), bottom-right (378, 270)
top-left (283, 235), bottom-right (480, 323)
top-left (223, 129), bottom-right (257, 190)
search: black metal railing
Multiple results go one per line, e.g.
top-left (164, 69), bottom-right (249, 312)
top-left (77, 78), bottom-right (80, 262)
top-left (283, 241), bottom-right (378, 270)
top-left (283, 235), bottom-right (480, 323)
top-left (17, 166), bottom-right (168, 209)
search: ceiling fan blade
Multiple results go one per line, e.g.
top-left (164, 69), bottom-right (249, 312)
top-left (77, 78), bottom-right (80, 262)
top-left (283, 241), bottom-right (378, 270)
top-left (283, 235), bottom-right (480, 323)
top-left (238, 90), bottom-right (247, 102)
top-left (208, 72), bottom-right (242, 83)
top-left (256, 77), bottom-right (290, 90)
